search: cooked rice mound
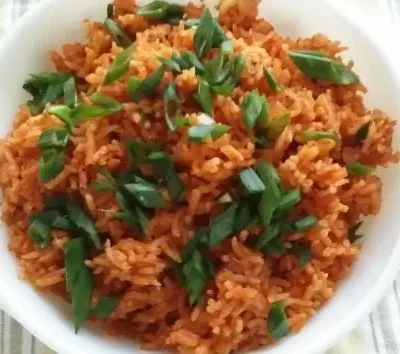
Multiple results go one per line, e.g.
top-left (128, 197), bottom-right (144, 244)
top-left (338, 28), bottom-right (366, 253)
top-left (0, 0), bottom-right (399, 353)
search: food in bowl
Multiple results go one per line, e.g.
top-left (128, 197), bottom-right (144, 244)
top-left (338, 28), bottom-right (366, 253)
top-left (0, 0), bottom-right (398, 352)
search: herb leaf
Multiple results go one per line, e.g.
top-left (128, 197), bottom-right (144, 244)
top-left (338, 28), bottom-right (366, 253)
top-left (163, 82), bottom-right (181, 131)
top-left (64, 238), bottom-right (94, 333)
top-left (208, 202), bottom-right (238, 246)
top-left (238, 168), bottom-right (266, 195)
top-left (349, 221), bottom-right (364, 243)
top-left (346, 162), bottom-right (376, 176)
top-left (63, 77), bottom-right (78, 107)
top-left (301, 130), bottom-right (340, 143)
top-left (267, 301), bottom-right (290, 338)
top-left (124, 182), bottom-right (166, 209)
top-left (104, 46), bottom-right (134, 85)
top-left (39, 149), bottom-right (65, 183)
top-left (194, 80), bottom-right (213, 116)
top-left (66, 199), bottom-right (102, 249)
top-left (128, 65), bottom-right (166, 102)
top-left (267, 113), bottom-right (291, 141)
top-left (289, 50), bottom-right (359, 85)
top-left (188, 123), bottom-right (230, 143)
top-left (28, 219), bottom-right (52, 248)
top-left (104, 18), bottom-right (132, 48)
top-left (264, 68), bottom-right (281, 92)
top-left (354, 121), bottom-right (370, 145)
top-left (194, 9), bottom-right (215, 58)
top-left (137, 1), bottom-right (184, 23)
top-left (91, 295), bottom-right (120, 319)
top-left (242, 90), bottom-right (269, 130)
top-left (38, 128), bottom-right (70, 150)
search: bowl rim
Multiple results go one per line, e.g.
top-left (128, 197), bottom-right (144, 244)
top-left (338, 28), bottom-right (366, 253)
top-left (1, 1), bottom-right (400, 354)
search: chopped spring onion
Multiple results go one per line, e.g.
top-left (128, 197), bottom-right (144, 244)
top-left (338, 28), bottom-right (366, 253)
top-left (164, 82), bottom-right (181, 132)
top-left (63, 77), bottom-right (78, 107)
top-left (91, 295), bottom-right (120, 319)
top-left (301, 130), bottom-right (340, 143)
top-left (238, 168), bottom-right (266, 195)
top-left (293, 215), bottom-right (318, 231)
top-left (66, 199), bottom-right (102, 249)
top-left (158, 56), bottom-right (182, 73)
top-left (217, 192), bottom-right (233, 204)
top-left (104, 46), bottom-right (134, 85)
top-left (181, 227), bottom-right (209, 262)
top-left (28, 219), bottom-right (52, 248)
top-left (38, 128), bottom-right (70, 150)
top-left (39, 149), bottom-right (65, 183)
top-left (128, 65), bottom-right (166, 102)
top-left (276, 188), bottom-right (302, 212)
top-left (346, 162), bottom-right (376, 176)
top-left (194, 80), bottom-right (213, 116)
top-left (254, 223), bottom-right (280, 250)
top-left (353, 121), bottom-right (370, 145)
top-left (289, 50), bottom-right (359, 85)
top-left (267, 113), bottom-right (291, 140)
top-left (348, 221), bottom-right (364, 243)
top-left (104, 18), bottom-right (132, 48)
top-left (124, 182), bottom-right (166, 209)
top-left (241, 90), bottom-right (269, 130)
top-left (267, 301), bottom-right (290, 338)
top-left (48, 105), bottom-right (73, 126)
top-left (233, 202), bottom-right (257, 233)
top-left (208, 202), bottom-right (239, 246)
top-left (263, 68), bottom-right (281, 92)
top-left (64, 238), bottom-right (94, 333)
top-left (137, 1), bottom-right (184, 23)
top-left (188, 123), bottom-right (231, 143)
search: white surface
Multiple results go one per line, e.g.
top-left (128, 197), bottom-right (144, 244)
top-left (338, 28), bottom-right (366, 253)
top-left (0, 0), bottom-right (399, 354)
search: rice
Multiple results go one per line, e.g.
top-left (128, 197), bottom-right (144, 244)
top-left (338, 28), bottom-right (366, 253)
top-left (0, 0), bottom-right (399, 353)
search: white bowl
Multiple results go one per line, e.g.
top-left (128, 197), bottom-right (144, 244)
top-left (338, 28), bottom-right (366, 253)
top-left (0, 0), bottom-right (399, 353)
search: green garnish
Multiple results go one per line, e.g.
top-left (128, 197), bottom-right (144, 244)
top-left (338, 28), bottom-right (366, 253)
top-left (104, 18), bottom-right (132, 48)
top-left (104, 46), bottom-right (134, 85)
top-left (107, 3), bottom-right (114, 18)
top-left (301, 130), bottom-right (340, 143)
top-left (276, 188), bottom-right (302, 212)
top-left (124, 182), bottom-right (166, 209)
top-left (238, 168), bottom-right (266, 195)
top-left (188, 123), bottom-right (230, 143)
top-left (348, 221), bottom-right (364, 243)
top-left (292, 244), bottom-right (311, 266)
top-left (147, 151), bottom-right (186, 201)
top-left (170, 51), bottom-right (205, 74)
top-left (353, 121), bottom-right (370, 145)
top-left (263, 68), bottom-right (281, 92)
top-left (181, 227), bottom-right (209, 262)
top-left (163, 82), bottom-right (181, 132)
top-left (267, 113), bottom-right (291, 140)
top-left (39, 149), bottom-right (65, 183)
top-left (293, 215), bottom-right (318, 231)
top-left (289, 50), bottom-right (359, 85)
top-left (178, 249), bottom-right (214, 305)
top-left (28, 219), bottom-right (52, 248)
top-left (64, 238), bottom-right (94, 333)
top-left (137, 1), bottom-right (184, 23)
top-left (255, 223), bottom-right (280, 250)
top-left (217, 192), bottom-right (233, 204)
top-left (194, 8), bottom-right (226, 58)
top-left (91, 295), bottom-right (120, 319)
top-left (346, 162), bottom-right (376, 176)
top-left (254, 161), bottom-right (281, 187)
top-left (158, 56), bottom-right (182, 73)
top-left (63, 77), bottom-right (78, 107)
top-left (194, 80), bottom-right (213, 116)
top-left (208, 202), bottom-right (238, 246)
top-left (261, 237), bottom-right (287, 256)
top-left (38, 128), bottom-right (70, 150)
top-left (184, 18), bottom-right (200, 28)
top-left (241, 90), bottom-right (269, 130)
top-left (65, 199), bottom-right (102, 249)
top-left (267, 301), bottom-right (290, 338)
top-left (48, 105), bottom-right (73, 125)
top-left (233, 202), bottom-right (257, 233)
top-left (128, 65), bottom-right (166, 102)
top-left (23, 73), bottom-right (74, 114)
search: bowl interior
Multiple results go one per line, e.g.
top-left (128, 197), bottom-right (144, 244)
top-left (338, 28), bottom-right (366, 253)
top-left (0, 0), bottom-right (399, 354)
